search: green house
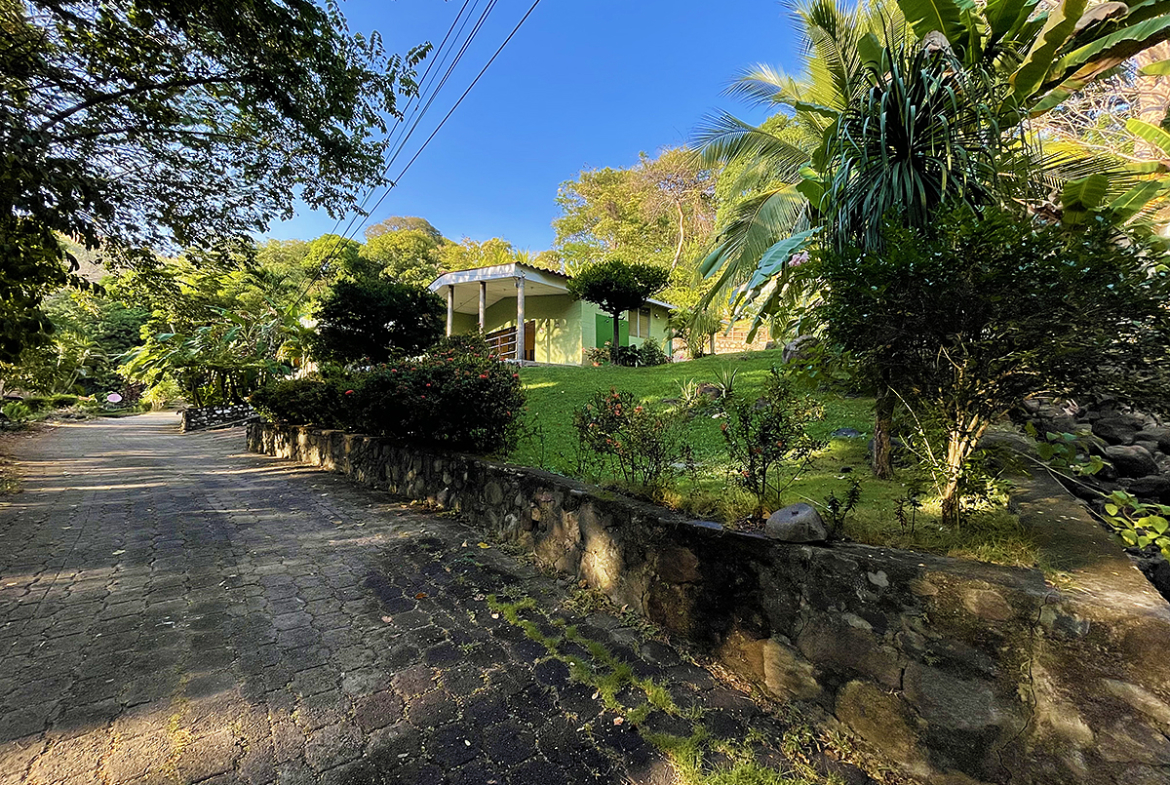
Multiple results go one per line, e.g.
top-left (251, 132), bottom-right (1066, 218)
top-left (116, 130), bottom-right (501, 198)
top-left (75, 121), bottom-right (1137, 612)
top-left (429, 262), bottom-right (674, 365)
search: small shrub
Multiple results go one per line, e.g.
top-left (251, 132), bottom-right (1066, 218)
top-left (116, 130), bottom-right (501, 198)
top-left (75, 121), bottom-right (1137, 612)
top-left (609, 345), bottom-right (641, 366)
top-left (583, 341), bottom-right (668, 367)
top-left (636, 340), bottom-right (669, 367)
top-left (2, 402), bottom-right (32, 422)
top-left (250, 378), bottom-right (348, 428)
top-left (573, 388), bottom-right (690, 494)
top-left (721, 367), bottom-right (826, 519)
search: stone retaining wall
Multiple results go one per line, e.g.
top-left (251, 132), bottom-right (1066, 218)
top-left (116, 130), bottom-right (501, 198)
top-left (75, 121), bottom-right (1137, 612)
top-left (180, 403), bottom-right (257, 432)
top-left (248, 422), bottom-right (1170, 785)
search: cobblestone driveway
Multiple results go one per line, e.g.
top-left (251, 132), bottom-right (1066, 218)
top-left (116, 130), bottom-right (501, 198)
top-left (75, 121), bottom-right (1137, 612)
top-left (0, 414), bottom-right (837, 785)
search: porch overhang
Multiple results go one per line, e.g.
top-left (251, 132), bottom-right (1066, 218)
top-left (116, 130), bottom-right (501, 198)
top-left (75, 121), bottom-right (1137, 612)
top-left (429, 263), bottom-right (569, 314)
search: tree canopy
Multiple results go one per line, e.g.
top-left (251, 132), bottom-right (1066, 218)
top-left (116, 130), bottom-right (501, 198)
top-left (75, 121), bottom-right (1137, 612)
top-left (310, 279), bottom-right (445, 365)
top-left (1, 0), bottom-right (428, 358)
top-left (567, 258), bottom-right (670, 354)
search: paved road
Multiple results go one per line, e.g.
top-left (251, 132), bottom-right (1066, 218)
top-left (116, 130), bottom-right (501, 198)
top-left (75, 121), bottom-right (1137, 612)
top-left (0, 413), bottom-right (824, 785)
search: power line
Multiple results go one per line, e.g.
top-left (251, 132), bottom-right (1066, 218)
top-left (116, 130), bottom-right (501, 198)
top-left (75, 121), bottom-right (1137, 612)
top-left (290, 0), bottom-right (545, 313)
top-left (285, 0), bottom-right (484, 309)
top-left (354, 0), bottom-right (544, 239)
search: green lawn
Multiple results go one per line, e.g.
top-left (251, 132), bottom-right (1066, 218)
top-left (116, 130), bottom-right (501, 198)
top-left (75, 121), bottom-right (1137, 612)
top-left (513, 350), bottom-right (1038, 569)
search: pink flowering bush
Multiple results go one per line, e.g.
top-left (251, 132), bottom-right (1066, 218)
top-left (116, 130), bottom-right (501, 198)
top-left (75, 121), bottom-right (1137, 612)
top-left (572, 388), bottom-right (690, 494)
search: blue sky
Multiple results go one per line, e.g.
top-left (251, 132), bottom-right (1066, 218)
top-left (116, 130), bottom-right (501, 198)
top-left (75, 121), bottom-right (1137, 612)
top-left (264, 0), bottom-right (804, 251)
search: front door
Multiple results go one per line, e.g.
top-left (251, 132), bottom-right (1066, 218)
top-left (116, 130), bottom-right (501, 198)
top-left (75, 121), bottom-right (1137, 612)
top-left (595, 314), bottom-right (628, 348)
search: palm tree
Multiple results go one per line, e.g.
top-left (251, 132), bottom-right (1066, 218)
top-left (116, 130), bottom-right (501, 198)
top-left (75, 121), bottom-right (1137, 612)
top-left (695, 0), bottom-right (1170, 476)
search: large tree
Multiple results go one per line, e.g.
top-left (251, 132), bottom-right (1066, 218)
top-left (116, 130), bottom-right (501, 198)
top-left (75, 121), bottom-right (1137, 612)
top-left (310, 279), bottom-right (444, 365)
top-left (362, 228), bottom-right (444, 286)
top-left (1, 0), bottom-right (428, 359)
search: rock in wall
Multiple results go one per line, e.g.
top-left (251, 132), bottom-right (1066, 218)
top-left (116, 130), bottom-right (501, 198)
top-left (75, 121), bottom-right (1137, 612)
top-left (180, 404), bottom-right (257, 432)
top-left (248, 422), bottom-right (1170, 785)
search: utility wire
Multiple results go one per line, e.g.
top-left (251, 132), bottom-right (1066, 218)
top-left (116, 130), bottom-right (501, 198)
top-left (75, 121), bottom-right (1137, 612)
top-left (354, 0), bottom-right (543, 240)
top-left (284, 0), bottom-right (481, 309)
top-left (289, 0), bottom-right (543, 312)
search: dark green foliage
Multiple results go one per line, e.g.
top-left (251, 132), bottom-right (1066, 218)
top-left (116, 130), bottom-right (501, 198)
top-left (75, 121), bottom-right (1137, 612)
top-left (1, 0), bottom-right (427, 357)
top-left (310, 279), bottom-right (445, 365)
top-left (827, 43), bottom-right (1007, 252)
top-left (820, 205), bottom-right (1170, 524)
top-left (252, 345), bottom-right (524, 455)
top-left (348, 347), bottom-right (525, 454)
top-left (720, 368), bottom-right (826, 518)
top-left (604, 341), bottom-right (670, 368)
top-left (568, 259), bottom-right (670, 318)
top-left (250, 378), bottom-right (348, 429)
top-left (636, 340), bottom-right (670, 367)
top-left (573, 388), bottom-right (690, 493)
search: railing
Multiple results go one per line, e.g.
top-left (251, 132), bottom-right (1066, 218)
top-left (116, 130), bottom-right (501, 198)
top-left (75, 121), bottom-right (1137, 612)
top-left (485, 327), bottom-right (518, 361)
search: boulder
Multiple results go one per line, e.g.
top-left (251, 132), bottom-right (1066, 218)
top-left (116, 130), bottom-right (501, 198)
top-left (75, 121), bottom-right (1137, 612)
top-left (1122, 475), bottom-right (1170, 504)
top-left (1093, 416), bottom-right (1141, 446)
top-left (1134, 428), bottom-right (1170, 450)
top-left (1104, 445), bottom-right (1160, 479)
top-left (1135, 440), bottom-right (1163, 460)
top-left (765, 503), bottom-right (828, 543)
top-left (782, 334), bottom-right (819, 364)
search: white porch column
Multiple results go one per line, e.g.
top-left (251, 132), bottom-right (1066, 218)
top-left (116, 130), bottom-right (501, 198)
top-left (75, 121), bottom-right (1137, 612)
top-left (478, 281), bottom-right (487, 332)
top-left (515, 275), bottom-right (526, 364)
top-left (446, 285), bottom-right (455, 337)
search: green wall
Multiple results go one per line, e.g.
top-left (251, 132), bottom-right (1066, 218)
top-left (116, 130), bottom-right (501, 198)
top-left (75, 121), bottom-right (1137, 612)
top-left (448, 293), bottom-right (669, 365)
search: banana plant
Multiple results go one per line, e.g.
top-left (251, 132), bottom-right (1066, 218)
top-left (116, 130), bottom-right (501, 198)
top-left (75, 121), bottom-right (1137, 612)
top-left (1055, 118), bottom-right (1170, 231)
top-left (695, 0), bottom-right (1170, 319)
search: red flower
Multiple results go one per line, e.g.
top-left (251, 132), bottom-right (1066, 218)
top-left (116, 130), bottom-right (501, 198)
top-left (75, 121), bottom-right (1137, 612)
top-left (345, 390), bottom-right (354, 395)
top-left (479, 373), bottom-right (488, 379)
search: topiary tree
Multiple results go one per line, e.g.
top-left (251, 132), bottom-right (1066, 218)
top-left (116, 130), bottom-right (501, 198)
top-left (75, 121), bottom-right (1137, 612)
top-left (567, 258), bottom-right (670, 360)
top-left (310, 279), bottom-right (444, 365)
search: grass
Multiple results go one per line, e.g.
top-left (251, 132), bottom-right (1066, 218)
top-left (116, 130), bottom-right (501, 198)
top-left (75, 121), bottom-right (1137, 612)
top-left (512, 350), bottom-right (1040, 570)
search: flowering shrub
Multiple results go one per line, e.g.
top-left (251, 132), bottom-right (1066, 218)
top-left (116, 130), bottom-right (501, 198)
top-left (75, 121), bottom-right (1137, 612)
top-left (573, 388), bottom-right (689, 493)
top-left (349, 346), bottom-right (524, 454)
top-left (252, 343), bottom-right (525, 455)
top-left (722, 367), bottom-right (826, 519)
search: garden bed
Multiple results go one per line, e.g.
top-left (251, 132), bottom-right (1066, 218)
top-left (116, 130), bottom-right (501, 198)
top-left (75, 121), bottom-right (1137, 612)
top-left (514, 350), bottom-right (1039, 570)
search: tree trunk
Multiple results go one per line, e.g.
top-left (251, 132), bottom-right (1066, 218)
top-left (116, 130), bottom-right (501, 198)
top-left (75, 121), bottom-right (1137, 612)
top-left (872, 387), bottom-right (895, 479)
top-left (939, 417), bottom-right (991, 529)
top-left (611, 311), bottom-right (621, 362)
top-left (940, 431), bottom-right (967, 528)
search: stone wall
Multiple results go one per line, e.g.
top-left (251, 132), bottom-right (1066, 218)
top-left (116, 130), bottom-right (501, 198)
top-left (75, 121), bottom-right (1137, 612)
top-left (180, 404), bottom-right (257, 432)
top-left (247, 422), bottom-right (1170, 785)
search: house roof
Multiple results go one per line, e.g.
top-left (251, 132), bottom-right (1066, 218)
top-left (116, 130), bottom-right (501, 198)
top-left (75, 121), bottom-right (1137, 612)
top-left (428, 262), bottom-right (675, 314)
